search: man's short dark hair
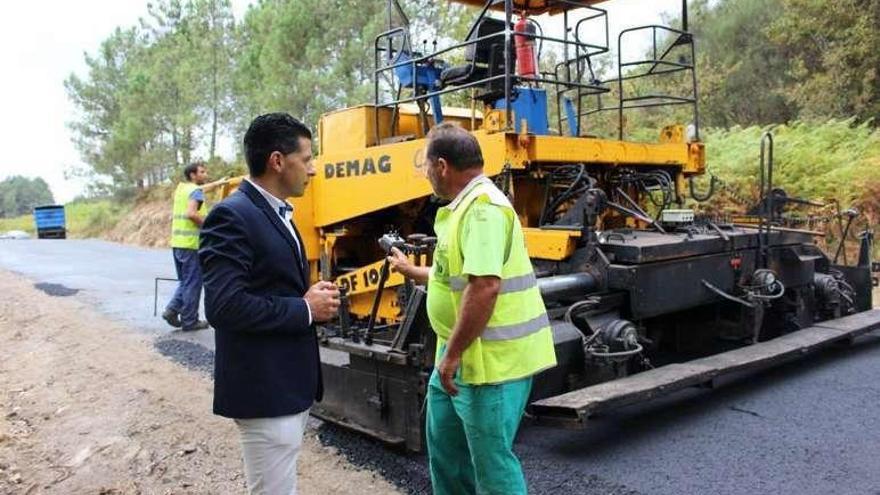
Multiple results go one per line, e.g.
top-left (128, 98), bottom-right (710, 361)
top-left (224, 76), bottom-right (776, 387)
top-left (426, 122), bottom-right (483, 171)
top-left (243, 113), bottom-right (313, 176)
top-left (183, 162), bottom-right (204, 182)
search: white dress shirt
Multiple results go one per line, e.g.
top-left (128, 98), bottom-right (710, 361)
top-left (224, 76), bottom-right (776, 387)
top-left (245, 178), bottom-right (312, 324)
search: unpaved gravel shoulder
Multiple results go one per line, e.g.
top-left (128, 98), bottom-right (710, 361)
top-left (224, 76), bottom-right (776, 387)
top-left (0, 269), bottom-right (402, 495)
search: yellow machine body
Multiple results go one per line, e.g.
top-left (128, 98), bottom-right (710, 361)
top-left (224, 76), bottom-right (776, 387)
top-left (221, 101), bottom-right (705, 323)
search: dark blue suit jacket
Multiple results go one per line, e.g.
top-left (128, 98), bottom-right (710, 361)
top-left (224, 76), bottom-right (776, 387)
top-left (199, 179), bottom-right (322, 418)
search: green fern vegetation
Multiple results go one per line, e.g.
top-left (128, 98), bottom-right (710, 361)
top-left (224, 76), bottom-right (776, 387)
top-left (692, 119), bottom-right (880, 212)
top-left (684, 119), bottom-right (880, 257)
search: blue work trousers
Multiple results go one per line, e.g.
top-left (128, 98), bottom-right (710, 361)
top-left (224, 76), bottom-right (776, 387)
top-left (426, 367), bottom-right (532, 495)
top-left (166, 247), bottom-right (202, 328)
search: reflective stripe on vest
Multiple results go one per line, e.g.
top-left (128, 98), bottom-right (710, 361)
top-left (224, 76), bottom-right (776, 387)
top-left (448, 272), bottom-right (538, 294)
top-left (481, 312), bottom-right (550, 341)
top-left (170, 182), bottom-right (206, 249)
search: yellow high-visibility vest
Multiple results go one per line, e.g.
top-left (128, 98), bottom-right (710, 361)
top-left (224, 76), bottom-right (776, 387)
top-left (170, 182), bottom-right (206, 249)
top-left (427, 177), bottom-right (557, 384)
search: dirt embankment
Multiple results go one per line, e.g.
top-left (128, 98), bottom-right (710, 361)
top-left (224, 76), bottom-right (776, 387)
top-left (101, 186), bottom-right (174, 248)
top-left (103, 200), bottom-right (171, 248)
top-left (0, 270), bottom-right (402, 494)
top-left (101, 185), bottom-right (232, 249)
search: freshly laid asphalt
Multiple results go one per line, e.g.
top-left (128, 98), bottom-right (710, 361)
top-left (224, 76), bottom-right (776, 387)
top-left (3, 238), bottom-right (880, 495)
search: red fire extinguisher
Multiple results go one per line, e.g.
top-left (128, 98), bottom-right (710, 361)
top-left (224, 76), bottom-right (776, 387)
top-left (514, 16), bottom-right (537, 77)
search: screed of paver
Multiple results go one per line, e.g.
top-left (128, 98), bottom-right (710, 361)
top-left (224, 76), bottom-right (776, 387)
top-left (0, 269), bottom-right (403, 495)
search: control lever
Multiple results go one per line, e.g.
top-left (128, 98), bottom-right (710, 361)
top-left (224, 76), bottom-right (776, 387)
top-left (338, 286), bottom-right (352, 340)
top-left (365, 232), bottom-right (407, 345)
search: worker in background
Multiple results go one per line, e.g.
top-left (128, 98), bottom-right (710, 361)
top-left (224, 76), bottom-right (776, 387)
top-left (388, 122), bottom-right (557, 495)
top-left (199, 113), bottom-right (339, 495)
top-left (162, 162), bottom-right (226, 331)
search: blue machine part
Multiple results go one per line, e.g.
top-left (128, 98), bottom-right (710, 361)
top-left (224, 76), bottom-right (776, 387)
top-left (563, 96), bottom-right (579, 137)
top-left (394, 53), bottom-right (444, 123)
top-left (494, 86), bottom-right (549, 135)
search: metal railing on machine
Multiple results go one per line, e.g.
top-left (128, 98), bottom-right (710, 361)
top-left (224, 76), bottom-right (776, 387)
top-left (615, 23), bottom-right (699, 141)
top-left (552, 2), bottom-right (699, 142)
top-left (372, 0), bottom-right (616, 143)
top-left (372, 0), bottom-right (698, 144)
top-left (553, 4), bottom-right (610, 137)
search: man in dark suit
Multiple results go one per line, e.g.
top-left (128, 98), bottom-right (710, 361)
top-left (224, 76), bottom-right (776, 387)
top-left (199, 113), bottom-right (339, 495)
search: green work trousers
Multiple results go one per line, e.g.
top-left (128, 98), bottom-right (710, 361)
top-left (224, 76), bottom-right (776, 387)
top-left (426, 367), bottom-right (532, 495)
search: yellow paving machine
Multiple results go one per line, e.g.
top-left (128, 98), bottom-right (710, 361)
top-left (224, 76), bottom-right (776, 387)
top-left (221, 0), bottom-right (878, 451)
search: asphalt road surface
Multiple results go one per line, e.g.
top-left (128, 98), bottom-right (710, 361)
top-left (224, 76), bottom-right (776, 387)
top-left (3, 238), bottom-right (880, 495)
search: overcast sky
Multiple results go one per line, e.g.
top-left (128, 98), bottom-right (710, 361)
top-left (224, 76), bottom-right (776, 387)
top-left (0, 0), bottom-right (677, 203)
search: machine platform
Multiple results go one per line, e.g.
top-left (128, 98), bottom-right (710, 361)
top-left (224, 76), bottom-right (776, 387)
top-left (529, 309), bottom-right (880, 427)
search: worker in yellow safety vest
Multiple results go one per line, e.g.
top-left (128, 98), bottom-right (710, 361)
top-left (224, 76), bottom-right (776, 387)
top-left (163, 162), bottom-right (226, 332)
top-left (388, 122), bottom-right (557, 495)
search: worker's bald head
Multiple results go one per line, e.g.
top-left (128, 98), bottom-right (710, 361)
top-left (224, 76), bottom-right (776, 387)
top-left (426, 122), bottom-right (483, 171)
top-left (423, 122), bottom-right (484, 200)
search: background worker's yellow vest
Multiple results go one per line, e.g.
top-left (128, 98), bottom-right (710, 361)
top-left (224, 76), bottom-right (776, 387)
top-left (170, 182), bottom-right (206, 249)
top-left (427, 178), bottom-right (557, 384)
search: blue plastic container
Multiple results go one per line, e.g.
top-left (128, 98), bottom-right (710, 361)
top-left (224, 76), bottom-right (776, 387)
top-left (33, 204), bottom-right (66, 239)
top-left (494, 86), bottom-right (550, 135)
